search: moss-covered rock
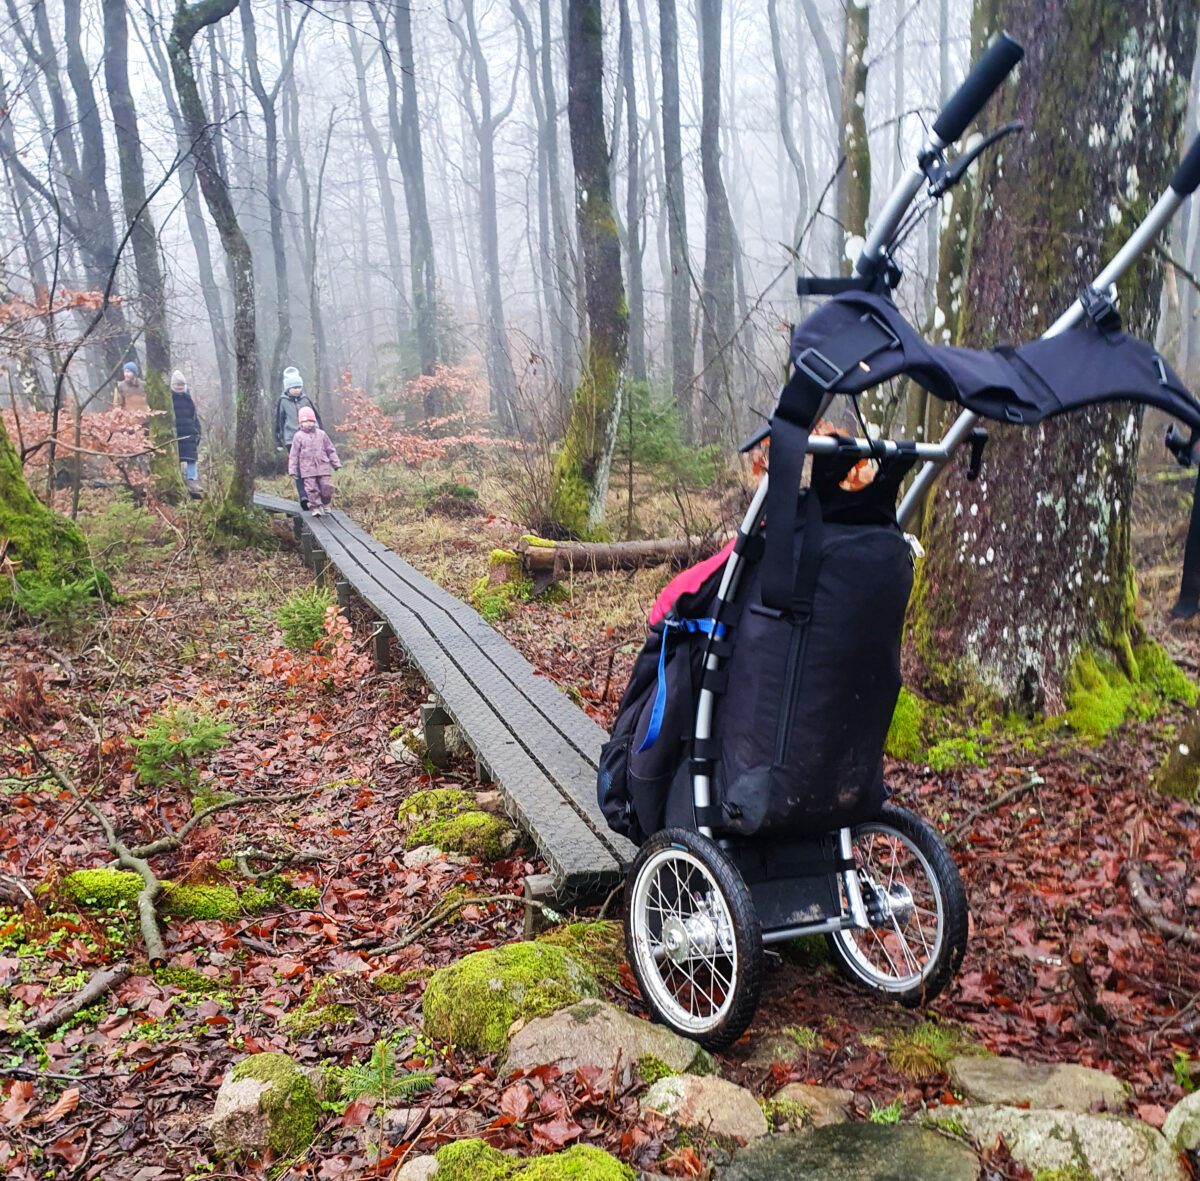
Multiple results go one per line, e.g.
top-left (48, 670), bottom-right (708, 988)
top-left (281, 1002), bottom-right (356, 1036)
top-left (371, 967), bottom-right (431, 993)
top-left (423, 942), bottom-right (601, 1054)
top-left (220, 1052), bottom-right (320, 1158)
top-left (433, 1139), bottom-right (634, 1181)
top-left (399, 787), bottom-right (517, 859)
top-left (537, 921), bottom-right (625, 986)
top-left (62, 868), bottom-right (143, 909)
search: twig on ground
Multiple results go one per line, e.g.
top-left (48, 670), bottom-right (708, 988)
top-left (356, 893), bottom-right (548, 956)
top-left (945, 779), bottom-right (1036, 847)
top-left (1126, 862), bottom-right (1200, 945)
top-left (125, 789), bottom-right (314, 859)
top-left (14, 730), bottom-right (167, 964)
top-left (1065, 945), bottom-right (1118, 1029)
top-left (25, 962), bottom-right (132, 1036)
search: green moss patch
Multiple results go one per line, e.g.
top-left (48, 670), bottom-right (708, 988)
top-left (637, 1054), bottom-right (678, 1085)
top-left (229, 1052), bottom-right (320, 1158)
top-left (434, 1139), bottom-right (634, 1181)
top-left (1066, 643), bottom-right (1196, 740)
top-left (159, 883), bottom-right (240, 920)
top-left (422, 942), bottom-right (601, 1054)
top-left (885, 689), bottom-right (927, 761)
top-left (399, 788), bottom-right (517, 859)
top-left (887, 1021), bottom-right (981, 1081)
top-left (537, 921), bottom-right (624, 986)
top-left (62, 869), bottom-right (143, 909)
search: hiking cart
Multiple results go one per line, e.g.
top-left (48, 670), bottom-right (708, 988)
top-left (599, 35), bottom-right (1200, 1050)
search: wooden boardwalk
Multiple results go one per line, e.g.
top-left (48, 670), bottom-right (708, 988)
top-left (255, 493), bottom-right (636, 901)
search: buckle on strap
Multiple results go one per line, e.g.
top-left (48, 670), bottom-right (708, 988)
top-left (1079, 284), bottom-right (1122, 335)
top-left (795, 346), bottom-right (845, 390)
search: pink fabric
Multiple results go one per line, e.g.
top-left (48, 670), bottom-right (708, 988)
top-left (303, 475), bottom-right (334, 507)
top-left (648, 539), bottom-right (735, 625)
top-left (288, 426), bottom-right (340, 477)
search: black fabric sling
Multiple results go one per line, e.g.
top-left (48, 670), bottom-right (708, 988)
top-left (1174, 472), bottom-right (1200, 619)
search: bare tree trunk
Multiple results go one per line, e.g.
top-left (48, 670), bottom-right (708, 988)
top-left (239, 0), bottom-right (306, 391)
top-left (768, 0), bottom-right (808, 254)
top-left (102, 0), bottom-right (185, 505)
top-left (838, 0), bottom-right (870, 271)
top-left (347, 23), bottom-right (409, 355)
top-left (797, 0), bottom-right (845, 272)
top-left (169, 0), bottom-right (260, 527)
top-left (551, 0), bottom-right (628, 536)
top-left (634, 0), bottom-right (669, 378)
top-left (912, 0), bottom-right (1197, 712)
top-left (697, 0), bottom-right (736, 444)
top-left (450, 0), bottom-right (520, 433)
top-left (660, 0), bottom-right (692, 434)
top-left (141, 18), bottom-right (235, 423)
top-left (371, 0), bottom-right (439, 381)
top-left (617, 0), bottom-right (646, 383)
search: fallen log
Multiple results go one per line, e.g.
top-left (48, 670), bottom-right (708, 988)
top-left (516, 534), bottom-right (723, 591)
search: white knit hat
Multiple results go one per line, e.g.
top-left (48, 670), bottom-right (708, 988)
top-left (282, 366), bottom-right (303, 392)
top-left (170, 370), bottom-right (186, 391)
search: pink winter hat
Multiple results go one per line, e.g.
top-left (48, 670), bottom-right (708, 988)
top-left (298, 406), bottom-right (317, 424)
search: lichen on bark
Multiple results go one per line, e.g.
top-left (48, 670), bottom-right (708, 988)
top-left (909, 0), bottom-right (1198, 713)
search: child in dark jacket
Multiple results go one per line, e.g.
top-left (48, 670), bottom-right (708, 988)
top-left (287, 406), bottom-right (340, 516)
top-left (170, 370), bottom-right (202, 497)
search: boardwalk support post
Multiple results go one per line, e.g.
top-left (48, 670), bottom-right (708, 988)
top-left (524, 874), bottom-right (556, 938)
top-left (372, 621), bottom-right (391, 670)
top-left (336, 581), bottom-right (351, 611)
top-left (419, 700), bottom-right (462, 769)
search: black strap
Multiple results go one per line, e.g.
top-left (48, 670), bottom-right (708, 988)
top-left (1173, 471), bottom-right (1200, 619)
top-left (791, 313), bottom-right (900, 394)
top-left (790, 491), bottom-right (824, 619)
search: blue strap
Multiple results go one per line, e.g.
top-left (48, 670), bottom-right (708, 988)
top-left (637, 618), bottom-right (724, 753)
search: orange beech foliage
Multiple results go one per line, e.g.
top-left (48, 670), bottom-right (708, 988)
top-left (257, 604), bottom-right (373, 692)
top-left (0, 287), bottom-right (118, 323)
top-left (335, 369), bottom-right (516, 466)
top-left (2, 403), bottom-right (160, 497)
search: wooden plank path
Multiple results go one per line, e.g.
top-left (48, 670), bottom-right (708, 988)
top-left (255, 493), bottom-right (637, 901)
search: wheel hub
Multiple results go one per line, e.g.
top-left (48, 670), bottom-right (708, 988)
top-left (862, 879), bottom-right (915, 927)
top-left (661, 916), bottom-right (692, 964)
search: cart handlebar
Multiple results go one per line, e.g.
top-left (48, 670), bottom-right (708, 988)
top-left (932, 33), bottom-right (1024, 145)
top-left (1171, 133), bottom-right (1200, 197)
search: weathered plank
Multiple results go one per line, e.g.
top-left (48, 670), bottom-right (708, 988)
top-left (255, 494), bottom-right (635, 896)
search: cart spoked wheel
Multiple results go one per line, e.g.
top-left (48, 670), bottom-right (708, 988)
top-left (624, 827), bottom-right (763, 1050)
top-left (826, 805), bottom-right (968, 1006)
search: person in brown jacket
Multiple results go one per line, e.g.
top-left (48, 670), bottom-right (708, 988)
top-left (113, 361), bottom-right (148, 414)
top-left (287, 405), bottom-right (340, 516)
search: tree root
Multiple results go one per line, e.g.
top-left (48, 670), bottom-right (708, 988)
top-left (945, 780), bottom-right (1035, 848)
top-left (25, 962), bottom-right (132, 1036)
top-left (1126, 861), bottom-right (1200, 945)
top-left (353, 893), bottom-right (548, 956)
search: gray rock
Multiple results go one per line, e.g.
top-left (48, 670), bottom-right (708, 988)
top-left (389, 735), bottom-right (424, 766)
top-left (642, 1074), bottom-right (768, 1142)
top-left (392, 1155), bottom-right (438, 1181)
top-left (772, 1082), bottom-right (855, 1127)
top-left (402, 844), bottom-right (469, 870)
top-left (947, 1055), bottom-right (1130, 1112)
top-left (503, 999), bottom-right (706, 1080)
top-left (722, 1125), bottom-right (981, 1181)
top-left (473, 789), bottom-right (506, 815)
top-left (1162, 1092), bottom-right (1200, 1154)
top-left (743, 1031), bottom-right (804, 1070)
top-left (209, 1078), bottom-right (272, 1157)
top-left (953, 1105), bottom-right (1186, 1181)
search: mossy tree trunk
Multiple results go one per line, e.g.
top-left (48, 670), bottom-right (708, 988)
top-left (0, 414), bottom-right (99, 600)
top-left (911, 0), bottom-right (1198, 713)
top-left (169, 0), bottom-right (260, 526)
top-left (551, 0), bottom-right (628, 538)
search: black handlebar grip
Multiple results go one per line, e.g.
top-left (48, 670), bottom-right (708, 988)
top-left (1171, 134), bottom-right (1200, 196)
top-left (932, 32), bottom-right (1024, 145)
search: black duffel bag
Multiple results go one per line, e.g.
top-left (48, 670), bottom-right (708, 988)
top-left (710, 489), bottom-right (913, 836)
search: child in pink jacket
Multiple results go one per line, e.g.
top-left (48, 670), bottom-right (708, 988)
top-left (288, 406), bottom-right (340, 516)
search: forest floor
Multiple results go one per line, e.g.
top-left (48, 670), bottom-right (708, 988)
top-left (2, 456), bottom-right (1200, 1180)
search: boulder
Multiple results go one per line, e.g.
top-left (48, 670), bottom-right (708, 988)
top-left (403, 845), bottom-right (469, 870)
top-left (947, 1055), bottom-right (1130, 1112)
top-left (503, 1000), bottom-right (708, 1080)
top-left (422, 942), bottom-right (600, 1054)
top-left (952, 1105), bottom-right (1187, 1181)
top-left (1164, 1092), bottom-right (1200, 1155)
top-left (209, 1052), bottom-right (320, 1159)
top-left (723, 1125), bottom-right (980, 1181)
top-left (771, 1082), bottom-right (855, 1127)
top-left (642, 1074), bottom-right (767, 1142)
top-left (392, 1156), bottom-right (439, 1181)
